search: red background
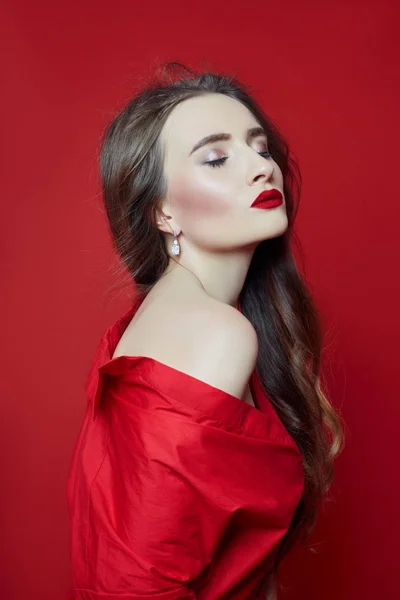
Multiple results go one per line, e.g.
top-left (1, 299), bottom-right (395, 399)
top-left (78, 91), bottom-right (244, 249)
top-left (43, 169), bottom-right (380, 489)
top-left (1, 1), bottom-right (399, 598)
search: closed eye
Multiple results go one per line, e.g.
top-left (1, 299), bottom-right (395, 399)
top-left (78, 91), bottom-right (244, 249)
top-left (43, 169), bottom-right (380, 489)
top-left (206, 151), bottom-right (273, 168)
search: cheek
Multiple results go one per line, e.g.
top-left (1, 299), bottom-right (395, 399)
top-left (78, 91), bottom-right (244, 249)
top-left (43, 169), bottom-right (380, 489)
top-left (168, 174), bottom-right (246, 247)
top-left (169, 173), bottom-right (231, 219)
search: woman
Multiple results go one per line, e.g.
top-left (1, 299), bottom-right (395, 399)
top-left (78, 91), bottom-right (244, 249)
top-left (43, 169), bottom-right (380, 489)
top-left (66, 62), bottom-right (344, 599)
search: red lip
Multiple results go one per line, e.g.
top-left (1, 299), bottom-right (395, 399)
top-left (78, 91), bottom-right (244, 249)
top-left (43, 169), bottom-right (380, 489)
top-left (251, 189), bottom-right (283, 208)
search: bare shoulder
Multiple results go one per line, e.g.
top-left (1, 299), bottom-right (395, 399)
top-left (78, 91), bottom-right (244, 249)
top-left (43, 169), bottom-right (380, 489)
top-left (186, 299), bottom-right (259, 398)
top-left (117, 292), bottom-right (259, 400)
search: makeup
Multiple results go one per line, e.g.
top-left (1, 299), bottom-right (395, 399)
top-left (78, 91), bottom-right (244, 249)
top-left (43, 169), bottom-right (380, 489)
top-left (251, 189), bottom-right (283, 210)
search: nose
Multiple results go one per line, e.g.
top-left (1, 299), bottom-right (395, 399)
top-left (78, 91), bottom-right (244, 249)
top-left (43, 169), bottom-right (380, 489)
top-left (248, 152), bottom-right (274, 186)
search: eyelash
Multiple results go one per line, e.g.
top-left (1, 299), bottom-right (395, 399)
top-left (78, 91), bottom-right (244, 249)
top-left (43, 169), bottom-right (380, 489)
top-left (206, 151), bottom-right (273, 168)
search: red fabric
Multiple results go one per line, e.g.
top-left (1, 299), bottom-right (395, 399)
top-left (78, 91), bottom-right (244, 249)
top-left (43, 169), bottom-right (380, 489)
top-left (66, 296), bottom-right (304, 599)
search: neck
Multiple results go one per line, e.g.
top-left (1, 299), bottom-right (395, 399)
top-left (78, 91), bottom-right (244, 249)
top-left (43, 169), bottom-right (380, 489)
top-left (162, 244), bottom-right (257, 308)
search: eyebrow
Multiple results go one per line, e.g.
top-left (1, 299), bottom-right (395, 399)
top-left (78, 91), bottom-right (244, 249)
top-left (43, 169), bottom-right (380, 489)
top-left (188, 126), bottom-right (267, 156)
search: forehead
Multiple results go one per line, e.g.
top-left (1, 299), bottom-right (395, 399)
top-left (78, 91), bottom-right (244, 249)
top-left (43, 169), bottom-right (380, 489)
top-left (160, 93), bottom-right (261, 155)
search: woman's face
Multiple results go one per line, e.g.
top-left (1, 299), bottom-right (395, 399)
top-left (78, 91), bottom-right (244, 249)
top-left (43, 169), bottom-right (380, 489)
top-left (159, 93), bottom-right (287, 251)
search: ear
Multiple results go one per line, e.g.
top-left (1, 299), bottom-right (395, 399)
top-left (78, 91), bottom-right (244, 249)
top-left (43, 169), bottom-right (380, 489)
top-left (156, 205), bottom-right (181, 237)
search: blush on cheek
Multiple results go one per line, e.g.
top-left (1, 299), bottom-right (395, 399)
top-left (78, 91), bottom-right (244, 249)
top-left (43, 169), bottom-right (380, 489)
top-left (169, 176), bottom-right (229, 218)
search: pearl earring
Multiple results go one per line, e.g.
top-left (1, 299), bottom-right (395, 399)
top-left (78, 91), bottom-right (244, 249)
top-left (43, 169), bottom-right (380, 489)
top-left (171, 229), bottom-right (180, 256)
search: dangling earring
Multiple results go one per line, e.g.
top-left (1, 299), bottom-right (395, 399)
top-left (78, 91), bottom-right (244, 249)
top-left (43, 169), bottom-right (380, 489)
top-left (171, 229), bottom-right (180, 256)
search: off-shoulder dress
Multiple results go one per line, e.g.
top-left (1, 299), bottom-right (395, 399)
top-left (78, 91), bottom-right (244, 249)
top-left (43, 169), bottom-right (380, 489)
top-left (66, 295), bottom-right (304, 599)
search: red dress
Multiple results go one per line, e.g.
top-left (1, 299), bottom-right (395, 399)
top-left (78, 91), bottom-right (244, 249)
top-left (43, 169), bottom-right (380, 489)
top-left (66, 295), bottom-right (304, 599)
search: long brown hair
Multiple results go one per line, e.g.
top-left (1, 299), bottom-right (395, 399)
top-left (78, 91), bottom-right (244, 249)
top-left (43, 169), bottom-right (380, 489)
top-left (99, 61), bottom-right (345, 589)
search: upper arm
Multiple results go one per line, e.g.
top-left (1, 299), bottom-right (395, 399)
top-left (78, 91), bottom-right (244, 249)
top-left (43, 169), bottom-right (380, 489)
top-left (183, 303), bottom-right (259, 400)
